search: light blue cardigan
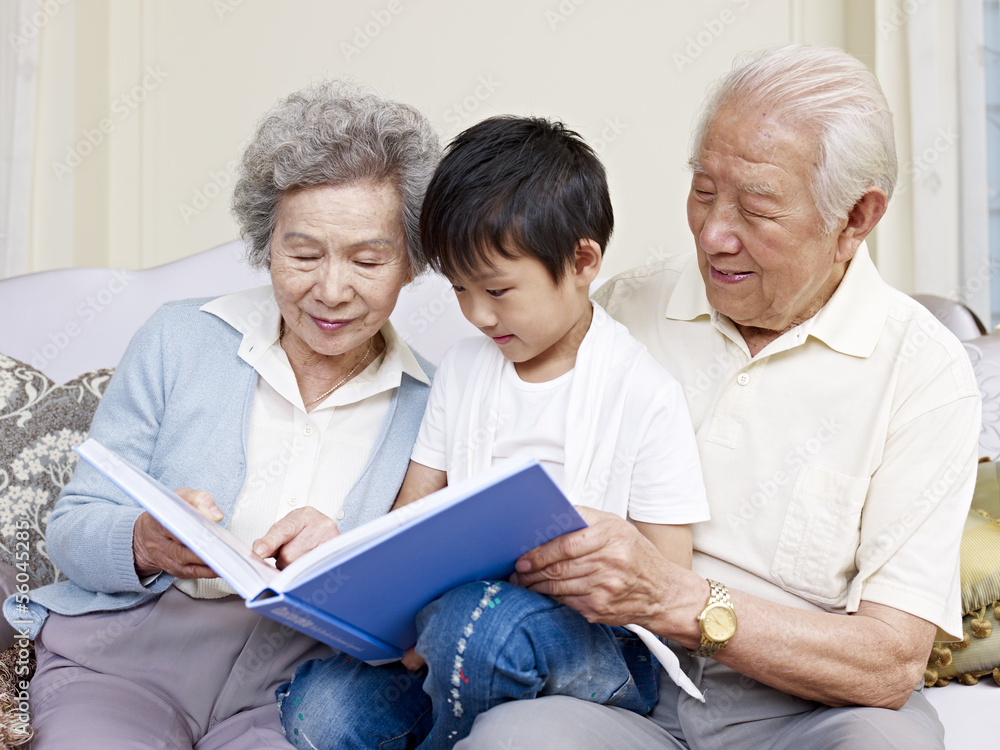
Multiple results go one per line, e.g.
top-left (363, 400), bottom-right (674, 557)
top-left (3, 298), bottom-right (433, 638)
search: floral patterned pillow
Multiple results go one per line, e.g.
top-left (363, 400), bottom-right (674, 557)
top-left (0, 354), bottom-right (113, 586)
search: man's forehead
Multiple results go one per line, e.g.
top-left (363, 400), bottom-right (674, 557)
top-left (690, 152), bottom-right (784, 196)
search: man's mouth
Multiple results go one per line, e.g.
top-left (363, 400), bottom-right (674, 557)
top-left (712, 267), bottom-right (754, 282)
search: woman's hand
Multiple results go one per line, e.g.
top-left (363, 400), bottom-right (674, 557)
top-left (252, 507), bottom-right (341, 569)
top-left (132, 487), bottom-right (223, 579)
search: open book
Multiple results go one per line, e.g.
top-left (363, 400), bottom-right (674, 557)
top-left (74, 438), bottom-right (587, 662)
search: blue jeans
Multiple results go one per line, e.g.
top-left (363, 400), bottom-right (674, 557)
top-left (276, 581), bottom-right (659, 749)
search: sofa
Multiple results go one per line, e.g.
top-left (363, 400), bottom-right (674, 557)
top-left (0, 240), bottom-right (993, 746)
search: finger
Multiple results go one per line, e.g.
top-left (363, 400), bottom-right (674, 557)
top-left (514, 507), bottom-right (621, 576)
top-left (253, 508), bottom-right (340, 566)
top-left (175, 487), bottom-right (224, 522)
top-left (252, 513), bottom-right (304, 559)
top-left (401, 647), bottom-right (426, 672)
top-left (271, 512), bottom-right (341, 568)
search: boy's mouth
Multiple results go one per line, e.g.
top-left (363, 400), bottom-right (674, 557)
top-left (492, 335), bottom-right (514, 345)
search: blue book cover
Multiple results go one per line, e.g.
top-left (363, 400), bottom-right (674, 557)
top-left (74, 438), bottom-right (587, 662)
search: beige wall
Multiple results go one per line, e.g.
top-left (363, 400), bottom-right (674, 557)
top-left (30, 0), bottom-right (908, 280)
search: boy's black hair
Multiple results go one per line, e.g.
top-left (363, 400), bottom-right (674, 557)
top-left (419, 115), bottom-right (613, 283)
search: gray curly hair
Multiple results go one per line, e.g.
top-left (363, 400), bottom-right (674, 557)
top-left (232, 79), bottom-right (441, 273)
top-left (691, 44), bottom-right (897, 235)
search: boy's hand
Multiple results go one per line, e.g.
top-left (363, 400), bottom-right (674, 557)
top-left (401, 646), bottom-right (426, 672)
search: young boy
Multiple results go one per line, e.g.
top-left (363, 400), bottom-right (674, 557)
top-left (277, 116), bottom-right (709, 750)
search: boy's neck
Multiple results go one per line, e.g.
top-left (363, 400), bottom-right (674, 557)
top-left (514, 301), bottom-right (594, 384)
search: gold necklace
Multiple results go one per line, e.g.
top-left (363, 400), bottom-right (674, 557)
top-left (304, 338), bottom-right (373, 407)
top-left (280, 323), bottom-right (376, 408)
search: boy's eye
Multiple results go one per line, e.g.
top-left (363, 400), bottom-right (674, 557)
top-left (451, 285), bottom-right (466, 293)
top-left (486, 289), bottom-right (507, 298)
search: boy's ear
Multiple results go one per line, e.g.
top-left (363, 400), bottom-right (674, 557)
top-left (574, 239), bottom-right (603, 287)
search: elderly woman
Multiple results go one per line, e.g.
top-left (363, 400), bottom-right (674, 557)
top-left (6, 80), bottom-right (440, 749)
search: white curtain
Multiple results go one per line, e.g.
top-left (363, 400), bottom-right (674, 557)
top-left (902, 0), bottom-right (991, 322)
top-left (0, 0), bottom-right (40, 280)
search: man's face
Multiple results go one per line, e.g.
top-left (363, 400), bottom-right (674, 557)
top-left (686, 103), bottom-right (852, 337)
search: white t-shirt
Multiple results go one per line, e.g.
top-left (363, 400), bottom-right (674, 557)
top-left (412, 311), bottom-right (709, 526)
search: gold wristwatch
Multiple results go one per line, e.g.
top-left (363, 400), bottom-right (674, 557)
top-left (689, 579), bottom-right (737, 658)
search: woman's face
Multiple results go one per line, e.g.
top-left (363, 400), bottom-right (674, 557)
top-left (269, 182), bottom-right (410, 358)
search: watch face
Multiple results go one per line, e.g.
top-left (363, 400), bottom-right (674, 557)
top-left (701, 603), bottom-right (737, 641)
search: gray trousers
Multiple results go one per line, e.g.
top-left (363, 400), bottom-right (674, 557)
top-left (28, 587), bottom-right (333, 750)
top-left (455, 649), bottom-right (946, 750)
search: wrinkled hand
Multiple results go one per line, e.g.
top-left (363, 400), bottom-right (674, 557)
top-left (512, 506), bottom-right (675, 628)
top-left (252, 507), bottom-right (341, 569)
top-left (133, 487), bottom-right (223, 579)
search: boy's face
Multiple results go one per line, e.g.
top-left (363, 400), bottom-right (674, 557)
top-left (449, 250), bottom-right (594, 380)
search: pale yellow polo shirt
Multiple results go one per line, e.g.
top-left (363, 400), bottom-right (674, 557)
top-left (593, 244), bottom-right (980, 639)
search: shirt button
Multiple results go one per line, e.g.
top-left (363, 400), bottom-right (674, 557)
top-left (737, 373), bottom-right (751, 386)
top-left (336, 509), bottom-right (346, 520)
top-left (288, 496), bottom-right (299, 506)
top-left (303, 424), bottom-right (314, 437)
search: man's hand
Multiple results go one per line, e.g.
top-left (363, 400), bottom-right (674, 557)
top-left (252, 507), bottom-right (341, 569)
top-left (512, 506), bottom-right (694, 633)
top-left (132, 487), bottom-right (223, 579)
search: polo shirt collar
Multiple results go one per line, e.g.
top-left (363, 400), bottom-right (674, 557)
top-left (663, 243), bottom-right (890, 359)
top-left (665, 256), bottom-right (714, 321)
top-left (807, 242), bottom-right (890, 358)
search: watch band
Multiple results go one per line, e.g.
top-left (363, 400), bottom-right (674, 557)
top-left (689, 579), bottom-right (736, 658)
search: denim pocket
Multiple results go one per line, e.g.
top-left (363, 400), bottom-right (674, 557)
top-left (770, 463), bottom-right (870, 606)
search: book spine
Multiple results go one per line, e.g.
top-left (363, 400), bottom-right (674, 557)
top-left (249, 595), bottom-right (401, 663)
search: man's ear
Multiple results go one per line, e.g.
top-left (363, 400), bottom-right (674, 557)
top-left (836, 188), bottom-right (888, 263)
top-left (574, 239), bottom-right (603, 287)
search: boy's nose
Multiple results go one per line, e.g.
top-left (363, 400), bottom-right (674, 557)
top-left (464, 297), bottom-right (499, 330)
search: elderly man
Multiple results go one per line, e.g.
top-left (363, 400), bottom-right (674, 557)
top-left (456, 44), bottom-right (980, 749)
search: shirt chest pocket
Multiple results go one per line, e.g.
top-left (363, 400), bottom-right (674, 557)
top-left (770, 464), bottom-right (870, 607)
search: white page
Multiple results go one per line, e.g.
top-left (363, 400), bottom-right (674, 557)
top-left (74, 439), bottom-right (279, 599)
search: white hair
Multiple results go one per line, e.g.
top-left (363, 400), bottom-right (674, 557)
top-left (691, 44), bottom-right (897, 234)
top-left (232, 79), bottom-right (440, 273)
